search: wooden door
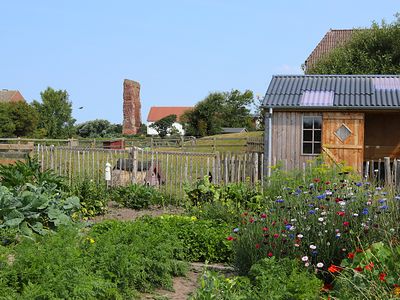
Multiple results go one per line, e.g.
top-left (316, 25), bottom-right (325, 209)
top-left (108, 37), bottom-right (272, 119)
top-left (322, 112), bottom-right (364, 173)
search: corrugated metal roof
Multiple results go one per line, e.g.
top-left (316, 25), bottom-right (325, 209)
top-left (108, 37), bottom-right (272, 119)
top-left (263, 75), bottom-right (400, 109)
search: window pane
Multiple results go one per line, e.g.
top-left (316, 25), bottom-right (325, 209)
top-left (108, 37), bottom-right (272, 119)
top-left (303, 117), bottom-right (313, 129)
top-left (303, 143), bottom-right (312, 154)
top-left (314, 117), bottom-right (322, 129)
top-left (314, 143), bottom-right (321, 154)
top-left (314, 130), bottom-right (321, 142)
top-left (303, 130), bottom-right (312, 141)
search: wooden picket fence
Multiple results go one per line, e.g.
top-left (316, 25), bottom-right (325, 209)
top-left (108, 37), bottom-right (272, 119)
top-left (364, 157), bottom-right (400, 189)
top-left (35, 145), bottom-right (264, 199)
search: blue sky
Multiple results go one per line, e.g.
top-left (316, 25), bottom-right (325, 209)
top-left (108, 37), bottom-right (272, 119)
top-left (0, 1), bottom-right (397, 124)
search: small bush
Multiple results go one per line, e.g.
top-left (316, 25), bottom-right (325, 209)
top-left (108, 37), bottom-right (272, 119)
top-left (111, 184), bottom-right (165, 209)
top-left (70, 177), bottom-right (109, 218)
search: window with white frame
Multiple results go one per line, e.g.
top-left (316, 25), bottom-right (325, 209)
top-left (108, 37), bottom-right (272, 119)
top-left (302, 115), bottom-right (322, 155)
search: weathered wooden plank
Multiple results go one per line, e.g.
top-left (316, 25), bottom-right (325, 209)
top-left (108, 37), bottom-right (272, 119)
top-left (384, 157), bottom-right (391, 186)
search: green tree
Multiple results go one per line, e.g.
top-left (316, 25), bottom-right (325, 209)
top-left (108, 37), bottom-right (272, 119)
top-left (75, 119), bottom-right (122, 138)
top-left (0, 104), bottom-right (15, 137)
top-left (182, 90), bottom-right (254, 137)
top-left (150, 114), bottom-right (177, 138)
top-left (33, 87), bottom-right (76, 138)
top-left (307, 15), bottom-right (400, 74)
top-left (7, 101), bottom-right (39, 137)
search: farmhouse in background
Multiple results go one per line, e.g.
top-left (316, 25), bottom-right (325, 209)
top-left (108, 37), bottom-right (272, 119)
top-left (0, 89), bottom-right (25, 103)
top-left (262, 75), bottom-right (400, 174)
top-left (304, 29), bottom-right (355, 73)
top-left (147, 106), bottom-right (193, 136)
top-left (221, 127), bottom-right (248, 134)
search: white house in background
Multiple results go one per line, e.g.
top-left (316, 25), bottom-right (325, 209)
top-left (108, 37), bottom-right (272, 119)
top-left (147, 106), bottom-right (193, 136)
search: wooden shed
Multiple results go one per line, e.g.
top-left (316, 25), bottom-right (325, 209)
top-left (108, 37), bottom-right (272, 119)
top-left (103, 139), bottom-right (125, 150)
top-left (262, 75), bottom-right (400, 174)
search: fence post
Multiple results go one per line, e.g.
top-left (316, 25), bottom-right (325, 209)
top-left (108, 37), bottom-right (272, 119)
top-left (384, 157), bottom-right (391, 186)
top-left (50, 145), bottom-right (54, 169)
top-left (253, 153), bottom-right (259, 184)
top-left (396, 160), bottom-right (400, 191)
top-left (132, 147), bottom-right (138, 183)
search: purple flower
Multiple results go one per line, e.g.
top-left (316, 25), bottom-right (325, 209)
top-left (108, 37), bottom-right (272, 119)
top-left (276, 199), bottom-right (284, 203)
top-left (378, 199), bottom-right (386, 204)
top-left (379, 205), bottom-right (388, 210)
top-left (316, 194), bottom-right (326, 200)
top-left (362, 208), bottom-right (369, 215)
top-left (355, 182), bottom-right (362, 187)
top-left (308, 210), bottom-right (316, 215)
top-left (233, 228), bottom-right (239, 233)
top-left (285, 224), bottom-right (293, 230)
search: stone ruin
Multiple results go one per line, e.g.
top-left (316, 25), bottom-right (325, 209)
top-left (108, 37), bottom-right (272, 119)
top-left (122, 79), bottom-right (141, 135)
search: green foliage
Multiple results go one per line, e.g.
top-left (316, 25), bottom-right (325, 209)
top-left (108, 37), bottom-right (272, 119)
top-left (0, 104), bottom-right (15, 137)
top-left (0, 101), bottom-right (38, 137)
top-left (76, 119), bottom-right (122, 138)
top-left (87, 219), bottom-right (188, 294)
top-left (0, 227), bottom-right (122, 299)
top-left (191, 258), bottom-right (322, 300)
top-left (150, 215), bottom-right (232, 262)
top-left (190, 270), bottom-right (251, 300)
top-left (111, 184), bottom-right (165, 209)
top-left (150, 114), bottom-right (177, 138)
top-left (33, 87), bottom-right (75, 138)
top-left (0, 156), bottom-right (66, 190)
top-left (183, 90), bottom-right (254, 137)
top-left (0, 184), bottom-right (80, 237)
top-left (70, 177), bottom-right (109, 218)
top-left (249, 257), bottom-right (322, 299)
top-left (331, 242), bottom-right (400, 299)
top-left (307, 15), bottom-right (400, 74)
top-left (185, 176), bottom-right (263, 224)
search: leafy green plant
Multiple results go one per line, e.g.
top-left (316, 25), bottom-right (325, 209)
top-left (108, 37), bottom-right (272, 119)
top-left (330, 242), bottom-right (400, 299)
top-left (0, 226), bottom-right (121, 299)
top-left (70, 177), bottom-right (109, 218)
top-left (0, 156), bottom-right (66, 190)
top-left (111, 184), bottom-right (165, 209)
top-left (0, 184), bottom-right (80, 237)
top-left (191, 258), bottom-right (322, 300)
top-left (150, 215), bottom-right (232, 262)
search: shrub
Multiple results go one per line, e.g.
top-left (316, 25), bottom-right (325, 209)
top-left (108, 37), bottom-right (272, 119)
top-left (111, 184), bottom-right (165, 209)
top-left (70, 177), bottom-right (109, 218)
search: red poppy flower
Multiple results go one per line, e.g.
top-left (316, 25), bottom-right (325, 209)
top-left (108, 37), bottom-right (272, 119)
top-left (343, 221), bottom-right (350, 226)
top-left (313, 178), bottom-right (321, 183)
top-left (365, 262), bottom-right (374, 271)
top-left (328, 264), bottom-right (343, 273)
top-left (260, 213), bottom-right (267, 219)
top-left (337, 211), bottom-right (345, 216)
top-left (272, 221), bottom-right (276, 226)
top-left (255, 244), bottom-right (260, 249)
top-left (379, 272), bottom-right (387, 281)
top-left (227, 236), bottom-right (234, 241)
top-left (249, 218), bottom-right (254, 223)
top-left (355, 248), bottom-right (363, 253)
top-left (262, 227), bottom-right (269, 232)
top-left (325, 181), bottom-right (331, 185)
top-left (347, 252), bottom-right (355, 259)
top-left (335, 197), bottom-right (343, 203)
top-left (267, 252), bottom-right (273, 257)
top-left (322, 283), bottom-right (333, 291)
top-left (354, 267), bottom-right (363, 272)
top-left (273, 234), bottom-right (279, 238)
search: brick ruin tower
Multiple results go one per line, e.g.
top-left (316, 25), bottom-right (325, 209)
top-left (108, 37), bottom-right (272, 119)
top-left (122, 79), bottom-right (141, 135)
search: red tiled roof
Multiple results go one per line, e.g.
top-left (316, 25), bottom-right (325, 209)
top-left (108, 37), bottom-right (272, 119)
top-left (304, 29), bottom-right (356, 71)
top-left (0, 90), bottom-right (25, 103)
top-left (147, 106), bottom-right (193, 122)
